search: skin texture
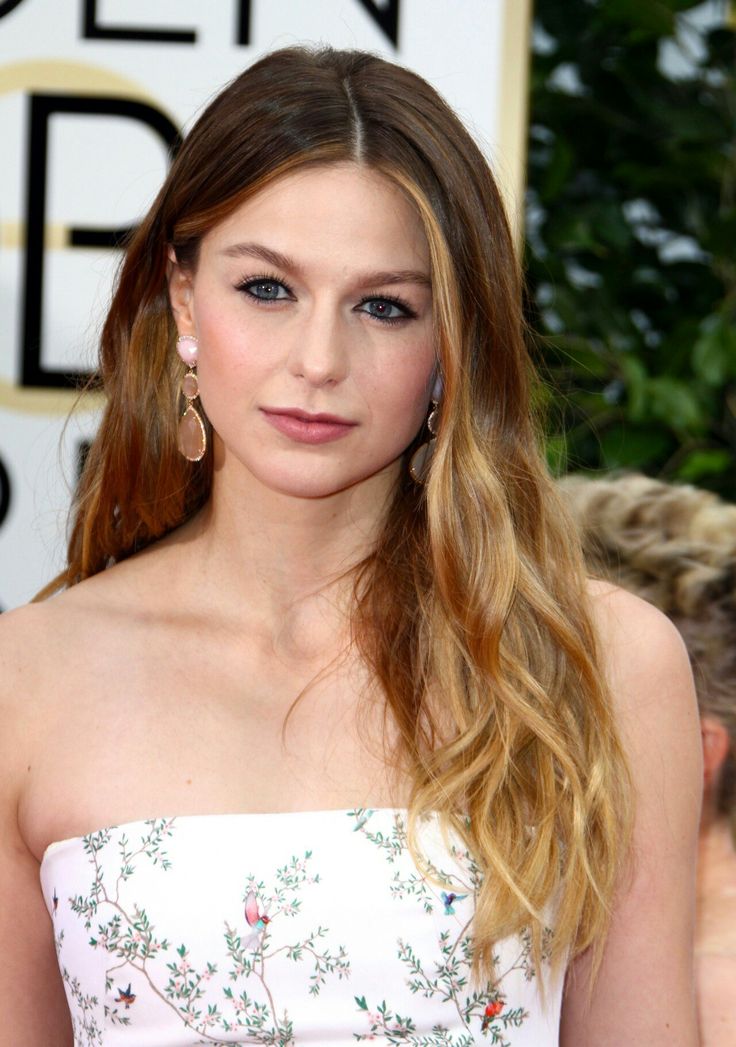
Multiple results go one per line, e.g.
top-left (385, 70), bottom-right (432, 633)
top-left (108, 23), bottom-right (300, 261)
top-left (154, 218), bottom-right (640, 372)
top-left (0, 164), bottom-right (701, 1045)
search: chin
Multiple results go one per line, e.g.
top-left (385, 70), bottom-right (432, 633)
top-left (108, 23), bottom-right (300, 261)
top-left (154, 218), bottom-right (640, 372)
top-left (257, 464), bottom-right (389, 501)
top-left (247, 468), bottom-right (355, 500)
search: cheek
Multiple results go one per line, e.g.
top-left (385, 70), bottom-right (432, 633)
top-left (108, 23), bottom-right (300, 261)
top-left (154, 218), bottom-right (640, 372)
top-left (192, 303), bottom-right (273, 406)
top-left (367, 346), bottom-right (436, 439)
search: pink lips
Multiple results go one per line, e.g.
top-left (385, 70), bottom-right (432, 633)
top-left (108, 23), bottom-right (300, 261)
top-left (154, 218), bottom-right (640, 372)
top-left (260, 407), bottom-right (357, 445)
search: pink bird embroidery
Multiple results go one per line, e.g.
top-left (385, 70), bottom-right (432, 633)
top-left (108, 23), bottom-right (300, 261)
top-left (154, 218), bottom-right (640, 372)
top-left (244, 891), bottom-right (271, 948)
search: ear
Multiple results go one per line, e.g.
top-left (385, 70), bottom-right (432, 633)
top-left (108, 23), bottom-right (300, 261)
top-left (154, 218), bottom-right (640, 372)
top-left (701, 715), bottom-right (730, 790)
top-left (167, 246), bottom-right (196, 333)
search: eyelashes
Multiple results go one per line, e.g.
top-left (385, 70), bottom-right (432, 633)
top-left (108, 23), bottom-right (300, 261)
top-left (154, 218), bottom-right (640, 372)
top-left (355, 294), bottom-right (417, 324)
top-left (235, 273), bottom-right (295, 302)
top-left (234, 272), bottom-right (418, 325)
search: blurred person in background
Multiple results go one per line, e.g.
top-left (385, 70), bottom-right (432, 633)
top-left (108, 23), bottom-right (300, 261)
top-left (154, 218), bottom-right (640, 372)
top-left (561, 472), bottom-right (736, 1047)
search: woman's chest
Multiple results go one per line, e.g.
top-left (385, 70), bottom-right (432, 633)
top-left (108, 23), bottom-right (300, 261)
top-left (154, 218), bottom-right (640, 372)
top-left (22, 644), bottom-right (401, 863)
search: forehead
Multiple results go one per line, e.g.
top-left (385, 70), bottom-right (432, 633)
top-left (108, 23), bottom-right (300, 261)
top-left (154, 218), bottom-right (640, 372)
top-left (201, 162), bottom-right (430, 270)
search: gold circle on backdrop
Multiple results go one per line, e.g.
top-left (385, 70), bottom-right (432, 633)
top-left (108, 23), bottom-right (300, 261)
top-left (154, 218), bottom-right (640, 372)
top-left (0, 59), bottom-right (178, 415)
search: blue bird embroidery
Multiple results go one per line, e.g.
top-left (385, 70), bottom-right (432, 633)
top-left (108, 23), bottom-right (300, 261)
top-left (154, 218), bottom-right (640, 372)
top-left (441, 891), bottom-right (468, 915)
top-left (115, 983), bottom-right (136, 1008)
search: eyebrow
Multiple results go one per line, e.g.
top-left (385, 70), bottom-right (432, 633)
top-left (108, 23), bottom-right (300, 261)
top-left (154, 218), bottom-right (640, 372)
top-left (220, 241), bottom-right (431, 289)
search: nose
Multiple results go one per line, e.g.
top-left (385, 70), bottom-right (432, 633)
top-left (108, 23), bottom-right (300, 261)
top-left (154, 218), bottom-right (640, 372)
top-left (286, 300), bottom-right (349, 388)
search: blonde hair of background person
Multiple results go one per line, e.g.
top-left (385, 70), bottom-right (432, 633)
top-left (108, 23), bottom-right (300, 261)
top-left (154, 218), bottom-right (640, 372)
top-left (560, 471), bottom-right (736, 1046)
top-left (0, 47), bottom-right (701, 1044)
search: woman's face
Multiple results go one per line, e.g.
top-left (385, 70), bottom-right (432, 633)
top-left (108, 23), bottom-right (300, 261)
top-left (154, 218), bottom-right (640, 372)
top-left (169, 162), bottom-right (436, 500)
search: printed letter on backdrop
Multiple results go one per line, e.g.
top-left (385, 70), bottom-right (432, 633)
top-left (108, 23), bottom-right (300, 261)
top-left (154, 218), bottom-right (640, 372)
top-left (22, 94), bottom-right (180, 389)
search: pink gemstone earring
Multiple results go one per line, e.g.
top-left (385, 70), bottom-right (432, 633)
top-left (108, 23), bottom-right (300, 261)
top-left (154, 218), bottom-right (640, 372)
top-left (409, 375), bottom-right (442, 484)
top-left (176, 334), bottom-right (206, 462)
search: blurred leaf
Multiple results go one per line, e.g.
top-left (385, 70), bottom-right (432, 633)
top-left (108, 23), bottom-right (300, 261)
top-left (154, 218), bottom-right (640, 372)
top-left (692, 314), bottom-right (736, 386)
top-left (602, 0), bottom-right (675, 36)
top-left (702, 210), bottom-right (736, 257)
top-left (546, 433), bottom-right (569, 475)
top-left (539, 137), bottom-right (575, 202)
top-left (599, 425), bottom-right (672, 468)
top-left (544, 337), bottom-right (610, 378)
top-left (647, 376), bottom-right (705, 431)
top-left (619, 355), bottom-right (648, 420)
top-left (675, 448), bottom-right (733, 481)
top-left (664, 0), bottom-right (715, 10)
top-left (706, 27), bottom-right (736, 67)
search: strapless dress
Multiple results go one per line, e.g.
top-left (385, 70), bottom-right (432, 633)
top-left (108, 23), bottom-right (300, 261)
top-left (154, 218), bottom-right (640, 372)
top-left (40, 808), bottom-right (563, 1045)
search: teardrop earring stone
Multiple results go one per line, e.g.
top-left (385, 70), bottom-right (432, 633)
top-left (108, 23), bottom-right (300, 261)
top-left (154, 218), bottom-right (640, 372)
top-left (409, 439), bottom-right (434, 483)
top-left (178, 405), bottom-right (206, 461)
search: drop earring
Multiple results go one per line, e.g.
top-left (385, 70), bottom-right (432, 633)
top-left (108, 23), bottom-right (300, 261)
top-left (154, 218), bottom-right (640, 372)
top-left (176, 334), bottom-right (206, 462)
top-left (409, 396), bottom-right (440, 484)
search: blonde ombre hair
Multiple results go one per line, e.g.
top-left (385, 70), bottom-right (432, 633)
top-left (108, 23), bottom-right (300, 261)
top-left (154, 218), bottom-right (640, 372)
top-left (40, 46), bottom-right (631, 980)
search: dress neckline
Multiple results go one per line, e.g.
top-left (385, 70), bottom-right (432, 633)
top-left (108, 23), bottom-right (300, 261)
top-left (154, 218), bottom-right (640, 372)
top-left (40, 807), bottom-right (405, 868)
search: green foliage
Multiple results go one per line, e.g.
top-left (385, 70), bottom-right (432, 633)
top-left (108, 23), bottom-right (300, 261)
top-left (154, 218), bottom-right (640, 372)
top-left (525, 0), bottom-right (736, 495)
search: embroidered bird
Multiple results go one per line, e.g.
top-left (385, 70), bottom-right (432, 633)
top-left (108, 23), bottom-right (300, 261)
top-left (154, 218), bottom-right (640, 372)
top-left (115, 984), bottom-right (136, 1008)
top-left (244, 891), bottom-right (271, 948)
top-left (481, 999), bottom-right (504, 1031)
top-left (441, 890), bottom-right (467, 915)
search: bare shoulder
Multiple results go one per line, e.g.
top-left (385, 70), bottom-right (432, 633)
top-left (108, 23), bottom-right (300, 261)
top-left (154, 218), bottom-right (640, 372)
top-left (0, 579), bottom-right (120, 702)
top-left (584, 577), bottom-right (696, 721)
top-left (583, 577), bottom-right (701, 829)
top-left (584, 575), bottom-right (686, 654)
top-left (0, 599), bottom-right (66, 725)
top-left (0, 544), bottom-right (176, 728)
top-left (0, 595), bottom-right (97, 788)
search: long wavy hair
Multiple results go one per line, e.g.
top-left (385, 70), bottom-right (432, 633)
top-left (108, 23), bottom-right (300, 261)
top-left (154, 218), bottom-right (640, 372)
top-left (40, 46), bottom-right (631, 979)
top-left (561, 471), bottom-right (736, 839)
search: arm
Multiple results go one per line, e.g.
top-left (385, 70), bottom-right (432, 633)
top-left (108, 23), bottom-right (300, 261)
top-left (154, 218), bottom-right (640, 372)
top-left (0, 608), bottom-right (73, 1045)
top-left (560, 584), bottom-right (702, 1046)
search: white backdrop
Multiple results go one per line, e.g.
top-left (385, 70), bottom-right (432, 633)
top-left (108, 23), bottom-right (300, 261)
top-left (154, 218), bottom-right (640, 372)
top-left (0, 0), bottom-right (531, 609)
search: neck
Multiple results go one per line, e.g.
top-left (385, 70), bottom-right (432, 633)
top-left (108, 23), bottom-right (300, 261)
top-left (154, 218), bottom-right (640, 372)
top-left (174, 455), bottom-right (402, 649)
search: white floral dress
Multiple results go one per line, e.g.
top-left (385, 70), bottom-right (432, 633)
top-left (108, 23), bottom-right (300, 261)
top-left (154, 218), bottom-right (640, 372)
top-left (40, 808), bottom-right (564, 1045)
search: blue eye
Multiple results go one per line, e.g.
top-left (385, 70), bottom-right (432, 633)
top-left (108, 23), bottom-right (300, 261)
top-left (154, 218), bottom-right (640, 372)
top-left (358, 296), bottom-right (415, 323)
top-left (237, 276), bottom-right (293, 301)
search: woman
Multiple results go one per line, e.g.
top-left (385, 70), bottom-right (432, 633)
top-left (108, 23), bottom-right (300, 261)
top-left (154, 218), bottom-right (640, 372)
top-left (560, 471), bottom-right (736, 1046)
top-left (0, 48), bottom-right (700, 1044)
